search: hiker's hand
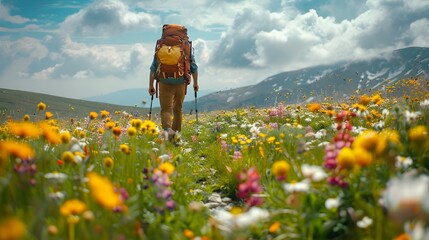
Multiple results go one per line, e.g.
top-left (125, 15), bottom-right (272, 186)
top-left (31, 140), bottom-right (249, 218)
top-left (193, 84), bottom-right (199, 92)
top-left (148, 87), bottom-right (156, 95)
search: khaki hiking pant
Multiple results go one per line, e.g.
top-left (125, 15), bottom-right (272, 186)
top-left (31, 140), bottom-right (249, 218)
top-left (159, 82), bottom-right (186, 132)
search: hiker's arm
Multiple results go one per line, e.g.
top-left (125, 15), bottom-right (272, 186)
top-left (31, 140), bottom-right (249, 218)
top-left (148, 57), bottom-right (157, 95)
top-left (148, 72), bottom-right (156, 95)
top-left (192, 72), bottom-right (199, 92)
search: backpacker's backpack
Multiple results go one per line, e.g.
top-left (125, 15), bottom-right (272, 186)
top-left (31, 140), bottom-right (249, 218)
top-left (154, 24), bottom-right (192, 83)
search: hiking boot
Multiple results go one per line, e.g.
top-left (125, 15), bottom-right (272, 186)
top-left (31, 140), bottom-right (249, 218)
top-left (166, 128), bottom-right (175, 141)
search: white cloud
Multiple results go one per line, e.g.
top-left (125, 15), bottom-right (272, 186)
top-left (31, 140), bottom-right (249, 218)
top-left (208, 0), bottom-right (429, 73)
top-left (409, 19), bottom-right (429, 46)
top-left (0, 2), bottom-right (30, 24)
top-left (60, 0), bottom-right (160, 37)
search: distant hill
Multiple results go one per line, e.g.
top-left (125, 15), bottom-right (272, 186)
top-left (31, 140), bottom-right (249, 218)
top-left (83, 88), bottom-right (213, 108)
top-left (0, 88), bottom-right (151, 122)
top-left (185, 47), bottom-right (429, 112)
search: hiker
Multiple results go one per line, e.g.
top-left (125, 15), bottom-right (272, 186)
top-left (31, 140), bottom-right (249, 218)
top-left (148, 24), bottom-right (199, 137)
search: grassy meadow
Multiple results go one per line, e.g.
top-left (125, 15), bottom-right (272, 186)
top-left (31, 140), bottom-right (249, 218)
top-left (0, 77), bottom-right (428, 240)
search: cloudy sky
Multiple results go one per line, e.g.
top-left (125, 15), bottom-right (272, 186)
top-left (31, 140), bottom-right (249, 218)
top-left (0, 0), bottom-right (428, 99)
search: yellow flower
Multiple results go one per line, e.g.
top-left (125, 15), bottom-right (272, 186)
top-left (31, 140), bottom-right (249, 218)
top-left (0, 217), bottom-right (26, 240)
top-left (359, 94), bottom-right (371, 106)
top-left (40, 123), bottom-right (62, 145)
top-left (105, 121), bottom-right (115, 129)
top-left (61, 151), bottom-right (75, 163)
top-left (45, 111), bottom-right (54, 119)
top-left (269, 221), bottom-right (281, 234)
top-left (272, 160), bottom-right (290, 181)
top-left (337, 147), bottom-right (355, 170)
top-left (89, 111), bottom-right (98, 120)
top-left (159, 162), bottom-right (175, 175)
top-left (127, 127), bottom-right (137, 137)
top-left (0, 140), bottom-right (35, 160)
top-left (60, 131), bottom-right (72, 144)
top-left (104, 157), bottom-right (114, 168)
top-left (353, 148), bottom-right (373, 167)
top-left (112, 126), bottom-right (122, 137)
top-left (60, 199), bottom-right (87, 216)
top-left (7, 121), bottom-right (40, 139)
top-left (183, 229), bottom-right (194, 239)
top-left (371, 94), bottom-right (384, 105)
top-left (37, 102), bottom-right (46, 111)
top-left (307, 103), bottom-right (321, 113)
top-left (266, 136), bottom-right (276, 144)
top-left (87, 172), bottom-right (123, 209)
top-left (408, 125), bottom-right (428, 145)
top-left (100, 110), bottom-right (110, 118)
top-left (119, 144), bottom-right (131, 155)
top-left (22, 114), bottom-right (30, 122)
top-left (130, 118), bottom-right (143, 129)
top-left (352, 130), bottom-right (381, 153)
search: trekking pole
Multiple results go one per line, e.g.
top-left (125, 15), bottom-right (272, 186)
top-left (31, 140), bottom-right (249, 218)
top-left (149, 95), bottom-right (154, 120)
top-left (194, 91), bottom-right (199, 130)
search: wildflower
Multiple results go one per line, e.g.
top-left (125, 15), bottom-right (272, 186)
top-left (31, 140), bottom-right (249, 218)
top-left (44, 172), bottom-right (68, 183)
top-left (119, 144), bottom-right (131, 155)
top-left (0, 217), bottom-right (26, 240)
top-left (37, 102), bottom-right (46, 111)
top-left (395, 156), bottom-right (413, 169)
top-left (371, 94), bottom-right (384, 105)
top-left (40, 123), bottom-right (62, 145)
top-left (352, 130), bottom-right (384, 154)
top-left (112, 126), bottom-right (122, 137)
top-left (105, 121), bottom-right (115, 129)
top-left (420, 99), bottom-right (429, 107)
top-left (104, 157), bottom-right (114, 168)
top-left (266, 136), bottom-right (276, 144)
top-left (183, 229), bottom-right (194, 239)
top-left (61, 151), bottom-right (75, 163)
top-left (47, 225), bottom-right (58, 236)
top-left (87, 172), bottom-right (123, 210)
top-left (130, 118), bottom-right (142, 129)
top-left (233, 150), bottom-right (242, 160)
top-left (272, 160), bottom-right (290, 181)
top-left (237, 167), bottom-right (264, 207)
top-left (0, 140), bottom-right (35, 160)
top-left (404, 110), bottom-right (421, 123)
top-left (269, 221), bottom-right (281, 234)
top-left (325, 197), bottom-right (341, 210)
top-left (408, 125), bottom-right (428, 146)
top-left (45, 111), bottom-right (54, 119)
top-left (336, 147), bottom-right (356, 170)
top-left (283, 180), bottom-right (310, 193)
top-left (89, 111), bottom-right (98, 120)
top-left (83, 211), bottom-right (95, 221)
top-left (353, 148), bottom-right (373, 167)
top-left (22, 114), bottom-right (30, 121)
top-left (356, 216), bottom-right (373, 228)
top-left (7, 121), bottom-right (40, 139)
top-left (100, 110), bottom-right (110, 118)
top-left (60, 199), bottom-right (87, 216)
top-left (301, 164), bottom-right (327, 182)
top-left (307, 103), bottom-right (321, 113)
top-left (359, 94), bottom-right (371, 105)
top-left (127, 127), bottom-right (137, 137)
top-left (60, 131), bottom-right (72, 144)
top-left (212, 207), bottom-right (269, 231)
top-left (381, 173), bottom-right (429, 223)
top-left (159, 162), bottom-right (175, 175)
top-left (395, 233), bottom-right (411, 240)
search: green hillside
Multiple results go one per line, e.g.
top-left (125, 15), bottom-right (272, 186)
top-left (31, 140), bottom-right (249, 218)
top-left (0, 88), bottom-right (155, 122)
